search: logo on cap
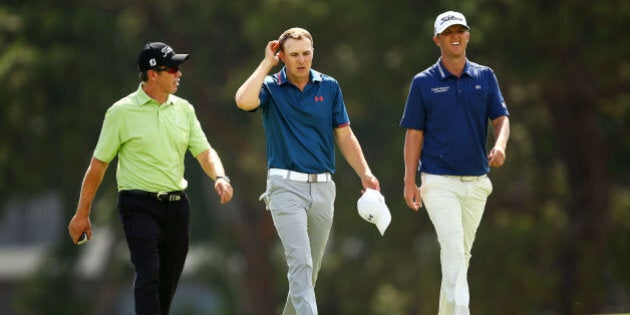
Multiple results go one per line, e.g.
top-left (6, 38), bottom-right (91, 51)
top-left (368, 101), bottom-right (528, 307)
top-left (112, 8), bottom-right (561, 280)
top-left (160, 45), bottom-right (174, 58)
top-left (440, 15), bottom-right (464, 26)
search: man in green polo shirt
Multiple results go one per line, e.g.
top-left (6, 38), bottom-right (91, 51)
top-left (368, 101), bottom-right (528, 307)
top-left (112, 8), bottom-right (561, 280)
top-left (68, 42), bottom-right (233, 315)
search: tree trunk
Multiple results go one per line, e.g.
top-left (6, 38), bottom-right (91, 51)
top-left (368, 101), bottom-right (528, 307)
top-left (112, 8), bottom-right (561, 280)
top-left (547, 70), bottom-right (611, 314)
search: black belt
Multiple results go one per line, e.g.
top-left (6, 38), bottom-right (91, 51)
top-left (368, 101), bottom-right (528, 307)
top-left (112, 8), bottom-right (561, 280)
top-left (122, 190), bottom-right (185, 202)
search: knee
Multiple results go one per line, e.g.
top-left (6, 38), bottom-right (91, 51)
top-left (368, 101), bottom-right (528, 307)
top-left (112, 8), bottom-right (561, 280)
top-left (134, 260), bottom-right (160, 289)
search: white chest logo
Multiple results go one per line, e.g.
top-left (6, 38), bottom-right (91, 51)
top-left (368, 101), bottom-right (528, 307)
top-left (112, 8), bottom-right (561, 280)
top-left (431, 86), bottom-right (450, 94)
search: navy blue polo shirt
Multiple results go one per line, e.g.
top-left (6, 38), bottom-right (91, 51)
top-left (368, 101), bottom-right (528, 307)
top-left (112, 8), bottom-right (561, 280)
top-left (400, 58), bottom-right (510, 176)
top-left (258, 67), bottom-right (350, 173)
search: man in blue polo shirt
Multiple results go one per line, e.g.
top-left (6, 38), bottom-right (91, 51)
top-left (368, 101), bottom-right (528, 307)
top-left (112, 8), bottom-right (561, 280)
top-left (400, 11), bottom-right (510, 315)
top-left (68, 42), bottom-right (233, 315)
top-left (235, 27), bottom-right (380, 315)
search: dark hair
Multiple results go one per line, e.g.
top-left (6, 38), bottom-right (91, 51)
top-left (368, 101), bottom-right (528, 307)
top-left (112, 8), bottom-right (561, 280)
top-left (139, 71), bottom-right (149, 82)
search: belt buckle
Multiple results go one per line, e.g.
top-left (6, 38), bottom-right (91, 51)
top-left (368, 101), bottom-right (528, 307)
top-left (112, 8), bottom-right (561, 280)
top-left (156, 192), bottom-right (182, 201)
top-left (308, 174), bottom-right (318, 183)
top-left (156, 192), bottom-right (168, 201)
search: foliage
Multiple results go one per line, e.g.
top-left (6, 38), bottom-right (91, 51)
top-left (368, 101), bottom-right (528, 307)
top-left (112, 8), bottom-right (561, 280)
top-left (0, 0), bottom-right (628, 314)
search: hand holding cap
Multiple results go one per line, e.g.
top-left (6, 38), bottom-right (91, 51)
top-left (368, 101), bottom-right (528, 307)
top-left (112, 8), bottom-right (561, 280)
top-left (357, 188), bottom-right (392, 236)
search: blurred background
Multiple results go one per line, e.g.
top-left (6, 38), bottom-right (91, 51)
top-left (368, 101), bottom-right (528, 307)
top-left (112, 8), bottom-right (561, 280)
top-left (0, 0), bottom-right (628, 314)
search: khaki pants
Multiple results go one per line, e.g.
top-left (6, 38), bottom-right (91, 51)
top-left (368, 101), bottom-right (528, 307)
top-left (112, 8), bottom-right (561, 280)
top-left (420, 173), bottom-right (493, 315)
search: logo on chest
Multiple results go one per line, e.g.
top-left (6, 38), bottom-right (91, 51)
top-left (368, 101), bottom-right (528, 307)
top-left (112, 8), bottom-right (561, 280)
top-left (314, 95), bottom-right (325, 102)
top-left (431, 86), bottom-right (450, 94)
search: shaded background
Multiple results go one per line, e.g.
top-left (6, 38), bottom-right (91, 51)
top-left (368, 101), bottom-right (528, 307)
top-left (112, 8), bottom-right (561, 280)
top-left (0, 0), bottom-right (628, 314)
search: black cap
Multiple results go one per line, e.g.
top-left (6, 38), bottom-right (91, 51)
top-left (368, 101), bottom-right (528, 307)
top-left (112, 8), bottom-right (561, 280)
top-left (137, 42), bottom-right (189, 71)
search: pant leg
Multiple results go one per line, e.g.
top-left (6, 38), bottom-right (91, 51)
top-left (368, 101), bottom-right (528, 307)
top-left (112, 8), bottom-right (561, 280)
top-left (307, 181), bottom-right (335, 287)
top-left (265, 178), bottom-right (320, 315)
top-left (421, 174), bottom-right (470, 315)
top-left (461, 177), bottom-right (492, 256)
top-left (158, 195), bottom-right (191, 315)
top-left (118, 193), bottom-right (166, 315)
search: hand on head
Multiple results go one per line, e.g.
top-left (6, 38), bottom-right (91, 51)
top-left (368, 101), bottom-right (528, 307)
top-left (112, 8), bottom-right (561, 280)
top-left (265, 40), bottom-right (281, 66)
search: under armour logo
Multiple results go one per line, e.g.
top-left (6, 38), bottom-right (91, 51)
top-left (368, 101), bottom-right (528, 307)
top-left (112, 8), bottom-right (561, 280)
top-left (314, 96), bottom-right (324, 102)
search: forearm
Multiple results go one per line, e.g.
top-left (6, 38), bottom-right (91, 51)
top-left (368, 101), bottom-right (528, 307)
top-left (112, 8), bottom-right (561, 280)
top-left (196, 148), bottom-right (233, 204)
top-left (76, 157), bottom-right (109, 218)
top-left (235, 59), bottom-right (275, 111)
top-left (196, 148), bottom-right (226, 180)
top-left (403, 129), bottom-right (423, 185)
top-left (335, 129), bottom-right (372, 178)
top-left (492, 116), bottom-right (510, 150)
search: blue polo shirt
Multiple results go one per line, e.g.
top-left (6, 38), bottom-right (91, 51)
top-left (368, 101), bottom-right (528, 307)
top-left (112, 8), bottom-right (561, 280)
top-left (400, 58), bottom-right (510, 176)
top-left (257, 67), bottom-right (350, 173)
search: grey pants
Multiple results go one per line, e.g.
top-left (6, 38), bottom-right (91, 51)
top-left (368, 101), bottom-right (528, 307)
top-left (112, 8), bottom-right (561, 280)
top-left (260, 176), bottom-right (336, 315)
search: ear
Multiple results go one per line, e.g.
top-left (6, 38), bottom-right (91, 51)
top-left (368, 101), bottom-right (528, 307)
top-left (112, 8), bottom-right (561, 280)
top-left (278, 51), bottom-right (285, 62)
top-left (432, 36), bottom-right (440, 46)
top-left (148, 70), bottom-right (158, 81)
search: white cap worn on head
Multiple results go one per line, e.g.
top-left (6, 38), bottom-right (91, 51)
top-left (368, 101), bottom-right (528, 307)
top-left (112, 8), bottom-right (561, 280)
top-left (357, 188), bottom-right (392, 236)
top-left (434, 11), bottom-right (470, 36)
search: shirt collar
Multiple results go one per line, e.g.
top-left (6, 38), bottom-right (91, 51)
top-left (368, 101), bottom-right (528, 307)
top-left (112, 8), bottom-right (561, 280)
top-left (275, 67), bottom-right (323, 86)
top-left (436, 58), bottom-right (472, 80)
top-left (135, 82), bottom-right (175, 106)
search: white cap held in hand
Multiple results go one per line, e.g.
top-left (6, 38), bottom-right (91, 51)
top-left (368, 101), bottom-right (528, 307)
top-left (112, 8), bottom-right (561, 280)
top-left (357, 188), bottom-right (392, 236)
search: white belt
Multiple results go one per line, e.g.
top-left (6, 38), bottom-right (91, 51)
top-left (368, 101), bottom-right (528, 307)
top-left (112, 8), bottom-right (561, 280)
top-left (444, 174), bottom-right (487, 182)
top-left (268, 168), bottom-right (332, 183)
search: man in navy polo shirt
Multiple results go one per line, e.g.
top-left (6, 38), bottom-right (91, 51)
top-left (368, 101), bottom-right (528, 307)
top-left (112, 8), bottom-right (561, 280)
top-left (235, 27), bottom-right (380, 315)
top-left (400, 11), bottom-right (510, 315)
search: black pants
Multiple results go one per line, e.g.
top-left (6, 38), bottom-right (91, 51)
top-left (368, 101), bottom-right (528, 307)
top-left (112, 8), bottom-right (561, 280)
top-left (118, 191), bottom-right (191, 315)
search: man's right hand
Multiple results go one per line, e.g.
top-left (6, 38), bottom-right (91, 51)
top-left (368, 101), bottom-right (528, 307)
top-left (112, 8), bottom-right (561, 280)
top-left (68, 213), bottom-right (91, 244)
top-left (404, 183), bottom-right (422, 211)
top-left (265, 40), bottom-right (281, 66)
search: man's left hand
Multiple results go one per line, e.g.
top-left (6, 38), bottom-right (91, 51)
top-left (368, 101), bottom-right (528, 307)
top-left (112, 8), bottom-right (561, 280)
top-left (488, 146), bottom-right (506, 167)
top-left (215, 179), bottom-right (233, 204)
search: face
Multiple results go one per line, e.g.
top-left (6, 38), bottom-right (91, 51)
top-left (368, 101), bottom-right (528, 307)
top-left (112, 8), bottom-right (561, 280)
top-left (150, 66), bottom-right (182, 94)
top-left (434, 25), bottom-right (470, 57)
top-left (279, 37), bottom-right (313, 83)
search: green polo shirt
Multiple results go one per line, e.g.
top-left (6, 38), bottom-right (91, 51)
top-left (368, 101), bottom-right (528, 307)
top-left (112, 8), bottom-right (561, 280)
top-left (93, 83), bottom-right (211, 192)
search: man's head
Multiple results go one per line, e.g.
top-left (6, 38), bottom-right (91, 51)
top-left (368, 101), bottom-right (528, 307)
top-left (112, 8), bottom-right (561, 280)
top-left (277, 28), bottom-right (314, 84)
top-left (433, 11), bottom-right (471, 57)
top-left (138, 42), bottom-right (189, 81)
top-left (433, 11), bottom-right (469, 36)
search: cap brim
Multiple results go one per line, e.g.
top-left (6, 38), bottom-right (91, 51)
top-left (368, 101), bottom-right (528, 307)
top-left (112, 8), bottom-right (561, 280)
top-left (376, 206), bottom-right (391, 236)
top-left (436, 22), bottom-right (470, 35)
top-left (168, 53), bottom-right (190, 66)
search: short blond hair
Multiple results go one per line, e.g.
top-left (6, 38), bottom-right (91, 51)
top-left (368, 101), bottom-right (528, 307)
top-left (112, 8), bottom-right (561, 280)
top-left (278, 27), bottom-right (313, 51)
